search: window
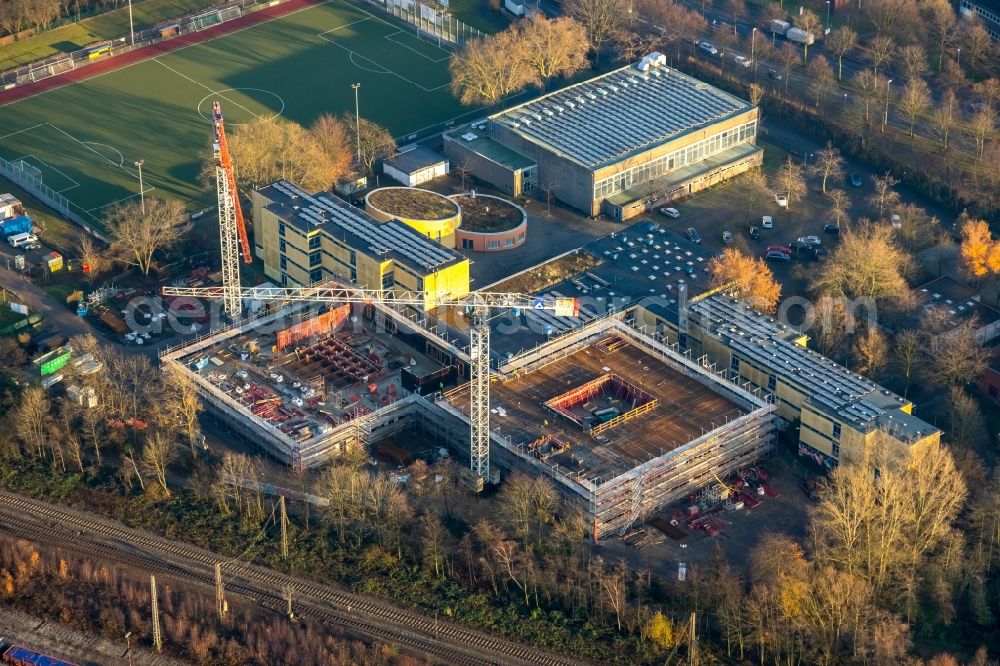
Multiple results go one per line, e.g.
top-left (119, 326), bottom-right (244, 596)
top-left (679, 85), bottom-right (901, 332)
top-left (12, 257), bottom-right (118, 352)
top-left (279, 223), bottom-right (286, 238)
top-left (308, 235), bottom-right (321, 250)
top-left (767, 374), bottom-right (776, 391)
top-left (487, 240), bottom-right (500, 249)
top-left (309, 252), bottom-right (321, 267)
top-left (310, 268), bottom-right (323, 283)
top-left (462, 239), bottom-right (474, 249)
top-left (832, 442), bottom-right (841, 457)
top-left (279, 256), bottom-right (287, 270)
top-left (678, 333), bottom-right (688, 350)
top-left (504, 237), bottom-right (513, 246)
top-left (279, 240), bottom-right (287, 253)
top-left (832, 423), bottom-right (842, 439)
top-left (730, 355), bottom-right (740, 371)
top-left (382, 271), bottom-right (395, 289)
top-left (349, 250), bottom-right (357, 266)
top-left (517, 232), bottom-right (525, 241)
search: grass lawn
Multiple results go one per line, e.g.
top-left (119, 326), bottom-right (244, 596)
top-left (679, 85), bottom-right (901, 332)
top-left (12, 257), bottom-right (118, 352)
top-left (0, 0), bottom-right (484, 232)
top-left (0, 0), bottom-right (218, 70)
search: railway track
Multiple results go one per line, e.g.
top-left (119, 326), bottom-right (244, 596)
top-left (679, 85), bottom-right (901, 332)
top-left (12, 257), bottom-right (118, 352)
top-left (0, 490), bottom-right (581, 666)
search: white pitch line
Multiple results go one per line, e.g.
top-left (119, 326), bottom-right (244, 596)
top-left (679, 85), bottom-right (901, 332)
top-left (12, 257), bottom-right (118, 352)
top-left (316, 34), bottom-right (449, 92)
top-left (0, 123), bottom-right (45, 140)
top-left (152, 58), bottom-right (263, 121)
top-left (0, 0), bottom-right (339, 109)
top-left (383, 32), bottom-right (450, 63)
top-left (316, 16), bottom-right (374, 35)
top-left (85, 188), bottom-right (158, 213)
top-left (46, 123), bottom-right (139, 177)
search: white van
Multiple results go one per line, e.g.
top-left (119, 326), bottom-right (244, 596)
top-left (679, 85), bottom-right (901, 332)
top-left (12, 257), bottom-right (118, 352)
top-left (8, 232), bottom-right (37, 248)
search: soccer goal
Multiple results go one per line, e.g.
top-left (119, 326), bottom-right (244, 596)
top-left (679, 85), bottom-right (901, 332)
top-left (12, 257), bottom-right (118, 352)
top-left (14, 160), bottom-right (42, 183)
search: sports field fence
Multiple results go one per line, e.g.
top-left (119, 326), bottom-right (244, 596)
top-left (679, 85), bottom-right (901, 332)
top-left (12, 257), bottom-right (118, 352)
top-left (1, 0), bottom-right (482, 89)
top-left (0, 154), bottom-right (108, 241)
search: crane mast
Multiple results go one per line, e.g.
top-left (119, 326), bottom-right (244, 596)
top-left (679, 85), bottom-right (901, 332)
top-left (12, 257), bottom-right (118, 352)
top-left (211, 101), bottom-right (252, 319)
top-left (163, 282), bottom-right (578, 482)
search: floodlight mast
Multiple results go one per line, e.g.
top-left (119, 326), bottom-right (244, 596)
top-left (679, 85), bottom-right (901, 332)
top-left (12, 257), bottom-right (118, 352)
top-left (211, 102), bottom-right (252, 319)
top-left (161, 283), bottom-right (580, 482)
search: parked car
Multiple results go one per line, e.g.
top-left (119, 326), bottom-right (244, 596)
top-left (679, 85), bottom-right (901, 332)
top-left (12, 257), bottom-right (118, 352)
top-left (748, 226), bottom-right (761, 240)
top-left (767, 68), bottom-right (782, 80)
top-left (890, 213), bottom-right (902, 229)
top-left (767, 244), bottom-right (792, 255)
top-left (722, 230), bottom-right (733, 244)
top-left (823, 223), bottom-right (841, 234)
top-left (775, 194), bottom-right (788, 208)
top-left (762, 215), bottom-right (774, 229)
top-left (797, 235), bottom-right (822, 246)
top-left (734, 55), bottom-right (752, 67)
top-left (850, 173), bottom-right (863, 187)
top-left (686, 227), bottom-right (701, 243)
top-left (698, 41), bottom-right (719, 55)
top-left (659, 207), bottom-right (680, 218)
top-left (765, 250), bottom-right (791, 261)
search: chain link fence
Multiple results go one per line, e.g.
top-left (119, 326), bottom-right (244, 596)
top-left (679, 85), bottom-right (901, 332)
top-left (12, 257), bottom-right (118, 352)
top-left (372, 0), bottom-right (483, 46)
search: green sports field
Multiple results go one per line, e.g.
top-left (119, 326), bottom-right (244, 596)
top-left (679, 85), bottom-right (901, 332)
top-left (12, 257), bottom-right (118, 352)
top-left (0, 0), bottom-right (483, 230)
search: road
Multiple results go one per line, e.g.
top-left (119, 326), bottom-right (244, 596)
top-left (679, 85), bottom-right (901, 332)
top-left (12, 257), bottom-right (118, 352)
top-left (0, 488), bottom-right (583, 666)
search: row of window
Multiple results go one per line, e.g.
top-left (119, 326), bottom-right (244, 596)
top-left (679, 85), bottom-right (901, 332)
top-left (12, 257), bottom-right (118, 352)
top-left (729, 354), bottom-right (777, 392)
top-left (593, 121), bottom-right (757, 200)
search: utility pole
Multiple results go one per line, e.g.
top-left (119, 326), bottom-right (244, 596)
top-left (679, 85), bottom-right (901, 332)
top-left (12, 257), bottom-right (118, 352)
top-left (351, 83), bottom-right (362, 167)
top-left (128, 0), bottom-right (135, 45)
top-left (215, 563), bottom-right (226, 619)
top-left (134, 160), bottom-right (145, 215)
top-left (882, 78), bottom-right (893, 132)
top-left (150, 575), bottom-right (162, 652)
top-left (124, 632), bottom-right (133, 666)
top-left (751, 27), bottom-right (757, 82)
top-left (280, 495), bottom-right (289, 559)
top-left (687, 612), bottom-right (698, 666)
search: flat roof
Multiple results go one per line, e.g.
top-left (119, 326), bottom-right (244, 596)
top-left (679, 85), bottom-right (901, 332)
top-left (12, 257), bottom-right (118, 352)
top-left (259, 181), bottom-right (465, 275)
top-left (689, 294), bottom-right (939, 443)
top-left (446, 126), bottom-right (537, 171)
top-left (446, 337), bottom-right (745, 479)
top-left (490, 57), bottom-right (752, 169)
top-left (385, 145), bottom-right (448, 174)
top-left (914, 275), bottom-right (1000, 327)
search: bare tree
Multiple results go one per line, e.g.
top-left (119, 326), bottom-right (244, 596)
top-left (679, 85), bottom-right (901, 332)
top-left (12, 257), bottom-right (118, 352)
top-left (774, 157), bottom-right (806, 211)
top-left (868, 35), bottom-right (895, 76)
top-left (893, 329), bottom-right (922, 397)
top-left (738, 169), bottom-right (770, 224)
top-left (106, 198), bottom-right (190, 277)
top-left (518, 15), bottom-right (589, 84)
top-left (961, 20), bottom-right (994, 75)
top-left (0, 0), bottom-right (30, 36)
top-left (931, 89), bottom-right (958, 152)
top-left (868, 173), bottom-right (901, 219)
top-left (810, 142), bottom-right (845, 194)
top-left (853, 326), bottom-right (889, 378)
top-left (807, 55), bottom-right (835, 111)
top-left (923, 0), bottom-right (957, 71)
top-left (926, 317), bottom-right (991, 388)
top-left (140, 432), bottom-right (176, 497)
top-left (794, 9), bottom-right (822, 62)
top-left (894, 203), bottom-right (940, 250)
top-left (813, 222), bottom-right (909, 303)
top-left (974, 78), bottom-right (1000, 111)
top-left (776, 41), bottom-right (799, 93)
top-left (565, 0), bottom-right (626, 60)
top-left (345, 116), bottom-right (397, 175)
top-left (161, 364), bottom-right (204, 457)
top-left (966, 106), bottom-right (997, 159)
top-left (449, 30), bottom-right (538, 106)
top-left (15, 387), bottom-right (49, 459)
top-left (898, 78), bottom-right (931, 139)
top-left (826, 26), bottom-right (857, 81)
top-left (76, 235), bottom-right (105, 282)
top-left (899, 45), bottom-right (928, 82)
top-left (825, 189), bottom-right (851, 228)
top-left (227, 116), bottom-right (346, 193)
top-left (748, 82), bottom-right (764, 107)
top-left (309, 114), bottom-right (353, 185)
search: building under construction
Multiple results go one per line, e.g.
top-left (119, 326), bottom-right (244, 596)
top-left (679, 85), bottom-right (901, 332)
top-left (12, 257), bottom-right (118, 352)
top-left (440, 316), bottom-right (775, 538)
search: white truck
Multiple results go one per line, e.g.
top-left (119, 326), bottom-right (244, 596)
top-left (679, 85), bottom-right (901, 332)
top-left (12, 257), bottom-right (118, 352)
top-left (769, 19), bottom-right (815, 45)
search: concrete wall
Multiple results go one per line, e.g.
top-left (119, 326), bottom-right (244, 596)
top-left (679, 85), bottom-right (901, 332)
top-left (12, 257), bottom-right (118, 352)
top-left (443, 136), bottom-right (523, 196)
top-left (455, 221), bottom-right (527, 251)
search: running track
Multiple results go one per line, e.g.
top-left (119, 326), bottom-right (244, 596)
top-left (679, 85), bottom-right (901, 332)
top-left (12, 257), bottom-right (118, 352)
top-left (0, 0), bottom-right (328, 106)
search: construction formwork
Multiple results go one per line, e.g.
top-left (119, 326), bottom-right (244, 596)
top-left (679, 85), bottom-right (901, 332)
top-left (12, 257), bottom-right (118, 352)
top-left (437, 315), bottom-right (776, 540)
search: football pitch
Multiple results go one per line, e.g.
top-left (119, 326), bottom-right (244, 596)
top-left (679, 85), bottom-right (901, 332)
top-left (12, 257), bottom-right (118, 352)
top-left (0, 0), bottom-right (483, 230)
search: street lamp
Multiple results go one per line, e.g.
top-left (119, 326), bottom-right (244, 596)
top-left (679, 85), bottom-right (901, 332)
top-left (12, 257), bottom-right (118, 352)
top-left (825, 1), bottom-right (831, 31)
top-left (956, 48), bottom-right (961, 67)
top-left (751, 27), bottom-right (757, 81)
top-left (351, 83), bottom-right (361, 168)
top-left (134, 160), bottom-right (145, 214)
top-left (882, 78), bottom-right (892, 132)
top-left (127, 0), bottom-right (135, 45)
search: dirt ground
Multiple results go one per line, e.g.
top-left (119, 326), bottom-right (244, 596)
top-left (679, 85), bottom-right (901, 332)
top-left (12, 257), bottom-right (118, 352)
top-left (598, 445), bottom-right (816, 577)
